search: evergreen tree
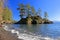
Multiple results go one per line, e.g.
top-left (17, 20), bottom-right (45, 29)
top-left (44, 12), bottom-right (48, 20)
top-left (31, 6), bottom-right (36, 16)
top-left (26, 4), bottom-right (31, 10)
top-left (26, 4), bottom-right (31, 17)
top-left (37, 8), bottom-right (41, 16)
top-left (17, 4), bottom-right (25, 18)
top-left (2, 7), bottom-right (12, 21)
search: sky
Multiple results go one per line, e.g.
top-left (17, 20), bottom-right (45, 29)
top-left (8, 0), bottom-right (60, 21)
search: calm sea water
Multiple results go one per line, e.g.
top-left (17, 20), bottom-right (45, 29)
top-left (3, 22), bottom-right (60, 40)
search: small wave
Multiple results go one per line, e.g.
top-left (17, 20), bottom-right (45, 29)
top-left (3, 25), bottom-right (60, 40)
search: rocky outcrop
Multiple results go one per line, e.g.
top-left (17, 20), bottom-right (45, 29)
top-left (42, 18), bottom-right (53, 24)
top-left (15, 16), bottom-right (53, 24)
top-left (43, 20), bottom-right (53, 24)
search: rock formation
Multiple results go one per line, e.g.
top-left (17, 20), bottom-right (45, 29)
top-left (15, 4), bottom-right (53, 24)
top-left (15, 16), bottom-right (53, 24)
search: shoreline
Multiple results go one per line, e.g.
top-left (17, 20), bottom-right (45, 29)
top-left (0, 27), bottom-right (23, 40)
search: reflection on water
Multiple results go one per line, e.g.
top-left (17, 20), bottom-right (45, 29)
top-left (3, 22), bottom-right (60, 40)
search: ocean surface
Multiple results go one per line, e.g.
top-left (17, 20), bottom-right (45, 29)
top-left (3, 22), bottom-right (60, 40)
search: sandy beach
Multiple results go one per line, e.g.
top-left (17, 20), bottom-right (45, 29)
top-left (0, 27), bottom-right (23, 40)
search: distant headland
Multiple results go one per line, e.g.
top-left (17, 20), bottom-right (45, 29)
top-left (15, 4), bottom-right (53, 24)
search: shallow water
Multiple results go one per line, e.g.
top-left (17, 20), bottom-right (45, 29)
top-left (3, 22), bottom-right (60, 40)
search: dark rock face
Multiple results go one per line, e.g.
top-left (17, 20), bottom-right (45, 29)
top-left (15, 18), bottom-right (27, 24)
top-left (43, 21), bottom-right (53, 24)
top-left (32, 20), bottom-right (37, 24)
top-left (19, 18), bottom-right (27, 24)
top-left (44, 22), bottom-right (50, 24)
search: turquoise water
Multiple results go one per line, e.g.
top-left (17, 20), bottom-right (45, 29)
top-left (3, 22), bottom-right (60, 40)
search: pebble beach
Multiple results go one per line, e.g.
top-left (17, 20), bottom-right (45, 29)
top-left (0, 27), bottom-right (22, 40)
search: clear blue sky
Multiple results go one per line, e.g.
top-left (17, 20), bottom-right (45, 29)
top-left (8, 0), bottom-right (60, 21)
